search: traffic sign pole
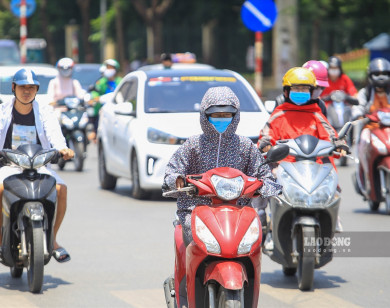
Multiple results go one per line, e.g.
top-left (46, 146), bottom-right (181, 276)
top-left (20, 0), bottom-right (27, 63)
top-left (254, 31), bottom-right (263, 97)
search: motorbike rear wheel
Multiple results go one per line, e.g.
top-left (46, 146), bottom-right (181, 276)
top-left (10, 266), bottom-right (23, 278)
top-left (297, 226), bottom-right (315, 291)
top-left (283, 266), bottom-right (297, 276)
top-left (368, 200), bottom-right (380, 211)
top-left (217, 287), bottom-right (242, 308)
top-left (26, 220), bottom-right (44, 293)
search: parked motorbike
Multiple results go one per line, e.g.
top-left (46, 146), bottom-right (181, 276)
top-left (0, 144), bottom-right (61, 293)
top-left (353, 108), bottom-right (390, 214)
top-left (162, 145), bottom-right (289, 308)
top-left (326, 90), bottom-right (356, 166)
top-left (56, 96), bottom-right (89, 171)
top-left (263, 123), bottom-right (352, 290)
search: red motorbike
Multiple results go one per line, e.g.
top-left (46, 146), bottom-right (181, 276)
top-left (354, 108), bottom-right (390, 214)
top-left (163, 146), bottom-right (288, 308)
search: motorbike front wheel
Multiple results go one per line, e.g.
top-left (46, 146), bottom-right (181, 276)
top-left (217, 287), bottom-right (243, 308)
top-left (69, 139), bottom-right (85, 172)
top-left (368, 200), bottom-right (380, 211)
top-left (26, 220), bottom-right (44, 293)
top-left (297, 226), bottom-right (315, 291)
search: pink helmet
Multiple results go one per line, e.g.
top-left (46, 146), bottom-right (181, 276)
top-left (302, 60), bottom-right (329, 87)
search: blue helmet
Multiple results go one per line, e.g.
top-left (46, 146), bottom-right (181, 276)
top-left (12, 68), bottom-right (40, 88)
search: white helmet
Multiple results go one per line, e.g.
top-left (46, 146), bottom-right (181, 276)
top-left (57, 57), bottom-right (75, 78)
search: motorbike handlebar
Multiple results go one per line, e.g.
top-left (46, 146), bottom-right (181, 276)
top-left (162, 185), bottom-right (197, 197)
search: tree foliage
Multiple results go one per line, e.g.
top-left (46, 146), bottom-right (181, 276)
top-left (0, 0), bottom-right (389, 72)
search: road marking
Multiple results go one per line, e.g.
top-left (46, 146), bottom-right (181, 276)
top-left (260, 284), bottom-right (363, 307)
top-left (0, 295), bottom-right (39, 307)
top-left (111, 289), bottom-right (165, 308)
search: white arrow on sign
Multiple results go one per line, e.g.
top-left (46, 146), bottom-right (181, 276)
top-left (243, 1), bottom-right (272, 28)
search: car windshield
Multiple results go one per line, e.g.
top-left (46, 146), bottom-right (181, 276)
top-left (0, 74), bottom-right (54, 94)
top-left (144, 75), bottom-right (261, 113)
top-left (73, 65), bottom-right (101, 90)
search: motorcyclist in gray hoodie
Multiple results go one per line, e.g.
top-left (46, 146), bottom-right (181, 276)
top-left (163, 86), bottom-right (282, 246)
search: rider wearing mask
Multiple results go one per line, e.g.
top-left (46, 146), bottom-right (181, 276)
top-left (163, 86), bottom-right (282, 247)
top-left (275, 60), bottom-right (329, 117)
top-left (163, 86), bottom-right (282, 306)
top-left (258, 67), bottom-right (348, 237)
top-left (259, 67), bottom-right (348, 164)
top-left (47, 57), bottom-right (85, 105)
top-left (88, 59), bottom-right (122, 142)
top-left (321, 56), bottom-right (358, 105)
top-left (353, 57), bottom-right (390, 119)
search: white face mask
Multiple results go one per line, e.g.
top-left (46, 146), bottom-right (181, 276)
top-left (328, 68), bottom-right (340, 77)
top-left (103, 68), bottom-right (116, 79)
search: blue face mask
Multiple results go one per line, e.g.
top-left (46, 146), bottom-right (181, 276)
top-left (208, 117), bottom-right (233, 133)
top-left (289, 91), bottom-right (311, 105)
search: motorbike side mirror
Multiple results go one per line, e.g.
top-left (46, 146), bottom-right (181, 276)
top-left (260, 144), bottom-right (290, 167)
top-left (264, 100), bottom-right (276, 114)
top-left (338, 122), bottom-right (352, 139)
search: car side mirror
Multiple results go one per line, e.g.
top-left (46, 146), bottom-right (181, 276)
top-left (113, 103), bottom-right (134, 116)
top-left (264, 100), bottom-right (276, 114)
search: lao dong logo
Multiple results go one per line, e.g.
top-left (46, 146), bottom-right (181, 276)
top-left (303, 236), bottom-right (351, 254)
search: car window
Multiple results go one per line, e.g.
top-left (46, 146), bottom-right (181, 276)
top-left (114, 79), bottom-right (137, 109)
top-left (73, 65), bottom-right (101, 90)
top-left (144, 76), bottom-right (261, 113)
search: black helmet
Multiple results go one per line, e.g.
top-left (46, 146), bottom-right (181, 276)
top-left (368, 57), bottom-right (390, 88)
top-left (328, 56), bottom-right (342, 69)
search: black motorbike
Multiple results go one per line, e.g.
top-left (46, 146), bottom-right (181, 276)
top-left (0, 144), bottom-right (60, 293)
top-left (56, 96), bottom-right (89, 171)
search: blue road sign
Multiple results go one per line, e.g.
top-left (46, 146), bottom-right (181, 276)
top-left (241, 0), bottom-right (277, 32)
top-left (11, 0), bottom-right (36, 18)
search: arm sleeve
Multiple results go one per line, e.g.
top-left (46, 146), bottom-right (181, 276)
top-left (41, 104), bottom-right (67, 150)
top-left (344, 75), bottom-right (358, 96)
top-left (162, 140), bottom-right (193, 196)
top-left (352, 88), bottom-right (369, 119)
top-left (73, 79), bottom-right (86, 100)
top-left (247, 142), bottom-right (282, 198)
top-left (46, 79), bottom-right (55, 103)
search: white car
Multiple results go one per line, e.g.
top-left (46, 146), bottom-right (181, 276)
top-left (0, 64), bottom-right (57, 105)
top-left (97, 68), bottom-right (270, 199)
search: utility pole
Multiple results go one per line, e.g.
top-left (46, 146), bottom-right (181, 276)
top-left (100, 0), bottom-right (107, 62)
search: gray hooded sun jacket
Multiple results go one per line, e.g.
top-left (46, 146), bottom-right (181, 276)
top-left (163, 86), bottom-right (281, 243)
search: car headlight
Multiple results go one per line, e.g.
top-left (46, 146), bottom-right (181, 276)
top-left (210, 175), bottom-right (244, 201)
top-left (278, 168), bottom-right (338, 208)
top-left (5, 152), bottom-right (31, 169)
top-left (371, 134), bottom-right (387, 155)
top-left (78, 112), bottom-right (89, 129)
top-left (147, 128), bottom-right (185, 145)
top-left (32, 151), bottom-right (56, 169)
top-left (61, 114), bottom-right (74, 130)
top-left (195, 216), bottom-right (220, 254)
top-left (238, 218), bottom-right (260, 255)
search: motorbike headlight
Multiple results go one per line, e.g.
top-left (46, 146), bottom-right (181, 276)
top-left (371, 134), bottom-right (387, 155)
top-left (147, 128), bottom-right (185, 145)
top-left (5, 152), bottom-right (31, 169)
top-left (279, 168), bottom-right (338, 208)
top-left (210, 175), bottom-right (244, 201)
top-left (61, 114), bottom-right (74, 130)
top-left (195, 216), bottom-right (220, 254)
top-left (238, 218), bottom-right (260, 255)
top-left (32, 151), bottom-right (56, 169)
top-left (79, 112), bottom-right (89, 129)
